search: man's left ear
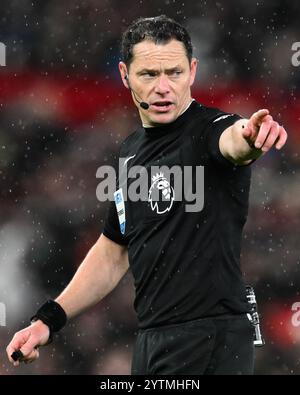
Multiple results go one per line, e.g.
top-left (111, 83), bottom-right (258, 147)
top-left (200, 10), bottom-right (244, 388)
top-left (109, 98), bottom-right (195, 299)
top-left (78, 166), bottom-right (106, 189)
top-left (189, 58), bottom-right (198, 86)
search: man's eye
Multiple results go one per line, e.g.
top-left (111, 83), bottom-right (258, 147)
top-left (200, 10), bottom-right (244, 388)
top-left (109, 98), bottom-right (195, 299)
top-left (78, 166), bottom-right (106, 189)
top-left (171, 70), bottom-right (182, 76)
top-left (142, 72), bottom-right (156, 78)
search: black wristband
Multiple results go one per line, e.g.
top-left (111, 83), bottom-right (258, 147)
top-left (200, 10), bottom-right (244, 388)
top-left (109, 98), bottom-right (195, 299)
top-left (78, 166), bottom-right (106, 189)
top-left (30, 300), bottom-right (67, 334)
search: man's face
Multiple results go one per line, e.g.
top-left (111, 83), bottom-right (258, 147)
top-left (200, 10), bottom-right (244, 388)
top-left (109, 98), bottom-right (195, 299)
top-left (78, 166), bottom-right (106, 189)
top-left (119, 39), bottom-right (197, 126)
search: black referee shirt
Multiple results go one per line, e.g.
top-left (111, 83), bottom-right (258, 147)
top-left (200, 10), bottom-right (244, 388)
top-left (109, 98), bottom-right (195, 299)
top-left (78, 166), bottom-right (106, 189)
top-left (103, 100), bottom-right (251, 329)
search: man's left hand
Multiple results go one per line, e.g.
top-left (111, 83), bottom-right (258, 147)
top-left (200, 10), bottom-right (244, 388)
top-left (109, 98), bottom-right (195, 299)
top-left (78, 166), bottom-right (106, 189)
top-left (242, 109), bottom-right (288, 152)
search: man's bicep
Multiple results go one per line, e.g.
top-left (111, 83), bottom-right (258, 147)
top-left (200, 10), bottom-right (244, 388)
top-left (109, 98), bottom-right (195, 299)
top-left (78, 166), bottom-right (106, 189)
top-left (96, 233), bottom-right (129, 272)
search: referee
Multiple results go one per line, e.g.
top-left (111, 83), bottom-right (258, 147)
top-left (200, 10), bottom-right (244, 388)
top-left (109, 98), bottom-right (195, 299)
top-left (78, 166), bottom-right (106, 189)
top-left (6, 15), bottom-right (287, 374)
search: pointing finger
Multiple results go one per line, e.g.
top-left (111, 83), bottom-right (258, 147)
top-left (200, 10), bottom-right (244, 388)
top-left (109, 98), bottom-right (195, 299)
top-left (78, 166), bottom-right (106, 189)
top-left (250, 109), bottom-right (270, 128)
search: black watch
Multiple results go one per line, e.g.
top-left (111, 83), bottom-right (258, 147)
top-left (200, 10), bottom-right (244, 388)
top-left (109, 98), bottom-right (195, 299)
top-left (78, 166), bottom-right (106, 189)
top-left (29, 299), bottom-right (67, 345)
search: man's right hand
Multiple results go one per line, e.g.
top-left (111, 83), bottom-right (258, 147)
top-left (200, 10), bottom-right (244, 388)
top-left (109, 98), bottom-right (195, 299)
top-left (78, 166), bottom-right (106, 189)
top-left (6, 320), bottom-right (50, 367)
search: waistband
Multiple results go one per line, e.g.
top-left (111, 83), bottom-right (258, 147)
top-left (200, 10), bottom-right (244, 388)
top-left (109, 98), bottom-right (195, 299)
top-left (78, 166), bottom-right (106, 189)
top-left (139, 313), bottom-right (249, 333)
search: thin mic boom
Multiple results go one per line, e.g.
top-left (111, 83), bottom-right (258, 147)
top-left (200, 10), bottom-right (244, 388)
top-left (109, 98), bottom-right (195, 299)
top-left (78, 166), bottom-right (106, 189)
top-left (125, 75), bottom-right (150, 110)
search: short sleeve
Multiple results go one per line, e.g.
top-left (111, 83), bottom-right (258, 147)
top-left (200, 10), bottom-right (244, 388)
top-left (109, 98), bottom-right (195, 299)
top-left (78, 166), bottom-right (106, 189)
top-left (103, 201), bottom-right (128, 246)
top-left (207, 112), bottom-right (243, 167)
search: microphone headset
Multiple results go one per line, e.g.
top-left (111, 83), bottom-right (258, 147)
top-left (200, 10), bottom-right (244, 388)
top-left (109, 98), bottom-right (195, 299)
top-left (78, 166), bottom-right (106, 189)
top-left (124, 75), bottom-right (150, 110)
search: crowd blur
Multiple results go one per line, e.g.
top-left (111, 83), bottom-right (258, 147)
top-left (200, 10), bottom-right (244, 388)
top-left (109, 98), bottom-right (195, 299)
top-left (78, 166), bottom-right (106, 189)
top-left (0, 0), bottom-right (299, 375)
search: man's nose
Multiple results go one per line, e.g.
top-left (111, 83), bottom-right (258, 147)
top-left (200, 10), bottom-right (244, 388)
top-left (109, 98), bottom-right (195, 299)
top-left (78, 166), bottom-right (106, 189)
top-left (154, 75), bottom-right (170, 94)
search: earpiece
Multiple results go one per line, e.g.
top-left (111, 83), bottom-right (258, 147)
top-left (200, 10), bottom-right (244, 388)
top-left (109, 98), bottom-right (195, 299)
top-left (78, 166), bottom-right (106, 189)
top-left (123, 74), bottom-right (150, 110)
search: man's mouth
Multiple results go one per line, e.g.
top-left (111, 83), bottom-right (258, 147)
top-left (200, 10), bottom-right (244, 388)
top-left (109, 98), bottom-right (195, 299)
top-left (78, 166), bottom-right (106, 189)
top-left (151, 101), bottom-right (174, 112)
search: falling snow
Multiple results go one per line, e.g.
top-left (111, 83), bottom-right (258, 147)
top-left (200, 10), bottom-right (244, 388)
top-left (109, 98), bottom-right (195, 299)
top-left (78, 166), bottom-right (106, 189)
top-left (0, 0), bottom-right (299, 376)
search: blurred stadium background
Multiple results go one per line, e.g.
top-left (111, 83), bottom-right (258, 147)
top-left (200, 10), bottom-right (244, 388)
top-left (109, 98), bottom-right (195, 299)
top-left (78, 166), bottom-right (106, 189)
top-left (0, 0), bottom-right (299, 375)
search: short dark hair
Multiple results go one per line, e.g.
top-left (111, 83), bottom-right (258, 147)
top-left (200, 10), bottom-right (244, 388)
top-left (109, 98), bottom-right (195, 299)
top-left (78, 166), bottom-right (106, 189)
top-left (121, 15), bottom-right (193, 68)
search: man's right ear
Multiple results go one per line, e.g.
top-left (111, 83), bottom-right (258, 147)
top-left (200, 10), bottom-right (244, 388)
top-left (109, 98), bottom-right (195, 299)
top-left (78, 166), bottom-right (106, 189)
top-left (119, 61), bottom-right (129, 89)
top-left (123, 74), bottom-right (129, 89)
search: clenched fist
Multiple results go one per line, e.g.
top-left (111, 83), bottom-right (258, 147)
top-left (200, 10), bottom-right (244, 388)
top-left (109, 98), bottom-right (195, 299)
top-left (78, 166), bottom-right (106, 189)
top-left (6, 320), bottom-right (50, 367)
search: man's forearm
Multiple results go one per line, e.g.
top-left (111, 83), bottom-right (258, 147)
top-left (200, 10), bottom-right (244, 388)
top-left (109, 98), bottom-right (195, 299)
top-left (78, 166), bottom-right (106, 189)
top-left (220, 119), bottom-right (265, 165)
top-left (55, 235), bottom-right (129, 319)
top-left (225, 119), bottom-right (264, 165)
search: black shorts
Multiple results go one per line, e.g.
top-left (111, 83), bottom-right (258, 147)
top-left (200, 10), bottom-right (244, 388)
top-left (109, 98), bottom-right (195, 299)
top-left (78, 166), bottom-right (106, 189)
top-left (131, 314), bottom-right (255, 375)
